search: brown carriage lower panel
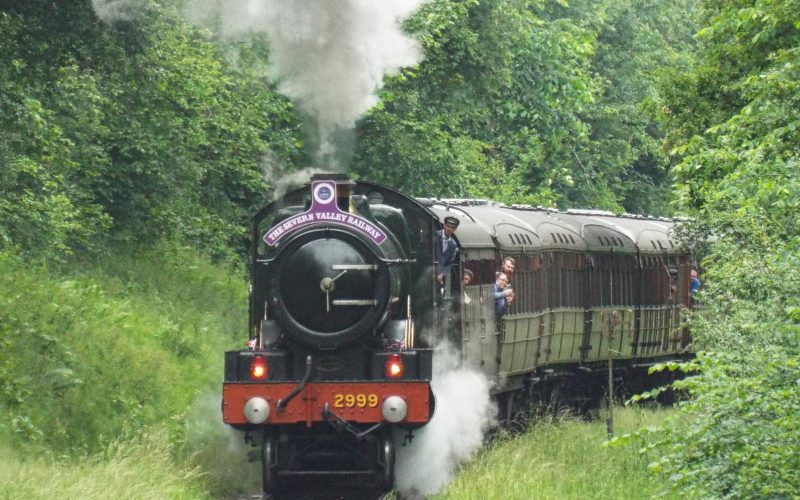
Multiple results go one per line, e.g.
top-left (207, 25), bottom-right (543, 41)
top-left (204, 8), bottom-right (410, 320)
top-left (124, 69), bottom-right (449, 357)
top-left (540, 309), bottom-right (584, 365)
top-left (637, 306), bottom-right (684, 357)
top-left (499, 313), bottom-right (544, 376)
top-left (461, 284), bottom-right (501, 380)
top-left (584, 308), bottom-right (636, 363)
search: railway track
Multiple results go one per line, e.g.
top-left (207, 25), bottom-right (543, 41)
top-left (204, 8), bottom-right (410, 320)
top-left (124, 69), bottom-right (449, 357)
top-left (240, 476), bottom-right (393, 500)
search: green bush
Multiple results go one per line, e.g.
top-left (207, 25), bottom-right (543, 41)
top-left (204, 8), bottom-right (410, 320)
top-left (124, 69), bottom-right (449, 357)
top-left (0, 245), bottom-right (246, 454)
top-left (642, 240), bottom-right (800, 498)
top-left (649, 351), bottom-right (800, 498)
top-left (646, 0), bottom-right (800, 496)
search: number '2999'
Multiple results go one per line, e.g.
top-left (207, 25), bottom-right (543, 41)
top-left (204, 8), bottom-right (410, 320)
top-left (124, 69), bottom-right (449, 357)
top-left (333, 393), bottom-right (379, 408)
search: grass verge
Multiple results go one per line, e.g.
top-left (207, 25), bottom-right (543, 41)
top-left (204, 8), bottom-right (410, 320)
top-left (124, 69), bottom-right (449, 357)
top-left (433, 407), bottom-right (676, 500)
top-left (0, 432), bottom-right (207, 500)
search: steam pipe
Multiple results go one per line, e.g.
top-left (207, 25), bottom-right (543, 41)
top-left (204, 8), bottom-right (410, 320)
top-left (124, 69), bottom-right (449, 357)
top-left (277, 355), bottom-right (312, 412)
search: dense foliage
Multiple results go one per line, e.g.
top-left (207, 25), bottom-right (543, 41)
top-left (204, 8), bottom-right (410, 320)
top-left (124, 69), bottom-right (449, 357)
top-left (0, 0), bottom-right (694, 263)
top-left (641, 0), bottom-right (800, 496)
top-left (353, 0), bottom-right (696, 213)
top-left (0, 245), bottom-right (246, 453)
top-left (0, 2), bottom-right (304, 261)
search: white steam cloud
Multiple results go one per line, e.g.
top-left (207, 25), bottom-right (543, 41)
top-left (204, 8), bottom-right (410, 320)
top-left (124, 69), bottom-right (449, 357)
top-left (92, 0), bottom-right (428, 170)
top-left (394, 342), bottom-right (497, 498)
top-left (260, 152), bottom-right (325, 201)
top-left (183, 0), bottom-right (428, 168)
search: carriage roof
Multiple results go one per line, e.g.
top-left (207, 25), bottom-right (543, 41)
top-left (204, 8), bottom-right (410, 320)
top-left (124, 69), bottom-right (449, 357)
top-left (421, 200), bottom-right (684, 256)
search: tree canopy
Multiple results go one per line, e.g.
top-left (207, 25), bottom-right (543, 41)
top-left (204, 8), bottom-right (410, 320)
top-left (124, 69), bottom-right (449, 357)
top-left (0, 1), bottom-right (305, 260)
top-left (353, 0), bottom-right (696, 213)
top-left (1, 0), bottom-right (698, 261)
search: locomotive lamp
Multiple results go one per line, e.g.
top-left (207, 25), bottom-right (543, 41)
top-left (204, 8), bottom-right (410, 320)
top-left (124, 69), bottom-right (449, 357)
top-left (250, 356), bottom-right (268, 380)
top-left (385, 353), bottom-right (405, 378)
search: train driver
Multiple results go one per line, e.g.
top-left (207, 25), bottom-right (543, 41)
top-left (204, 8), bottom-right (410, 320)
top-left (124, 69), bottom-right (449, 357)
top-left (435, 216), bottom-right (460, 285)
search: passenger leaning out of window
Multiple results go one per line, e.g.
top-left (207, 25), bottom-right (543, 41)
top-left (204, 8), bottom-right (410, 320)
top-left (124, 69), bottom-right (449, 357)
top-left (493, 272), bottom-right (514, 317)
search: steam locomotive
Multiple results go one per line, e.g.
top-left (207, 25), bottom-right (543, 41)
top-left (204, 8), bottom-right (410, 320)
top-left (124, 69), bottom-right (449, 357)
top-left (221, 173), bottom-right (692, 495)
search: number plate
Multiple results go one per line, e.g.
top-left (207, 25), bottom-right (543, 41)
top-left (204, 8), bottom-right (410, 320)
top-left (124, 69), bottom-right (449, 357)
top-left (333, 393), bottom-right (379, 409)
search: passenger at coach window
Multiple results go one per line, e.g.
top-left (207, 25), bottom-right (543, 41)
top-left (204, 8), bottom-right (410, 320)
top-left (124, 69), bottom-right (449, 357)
top-left (501, 256), bottom-right (516, 284)
top-left (493, 272), bottom-right (514, 317)
top-left (495, 257), bottom-right (516, 294)
top-left (462, 268), bottom-right (474, 305)
top-left (690, 269), bottom-right (701, 296)
top-left (435, 216), bottom-right (460, 285)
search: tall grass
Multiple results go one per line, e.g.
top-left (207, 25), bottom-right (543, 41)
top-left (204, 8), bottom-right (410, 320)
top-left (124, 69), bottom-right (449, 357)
top-left (0, 245), bottom-right (247, 454)
top-left (0, 244), bottom-right (250, 497)
top-left (0, 432), bottom-right (208, 500)
top-left (434, 407), bottom-right (676, 500)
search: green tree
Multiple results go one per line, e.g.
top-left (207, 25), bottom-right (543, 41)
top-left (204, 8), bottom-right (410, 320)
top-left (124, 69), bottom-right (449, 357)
top-left (0, 1), bottom-right (304, 260)
top-left (646, 0), bottom-right (800, 496)
top-left (576, 0), bottom-right (698, 214)
top-left (0, 10), bottom-right (112, 255)
top-left (354, 0), bottom-right (694, 213)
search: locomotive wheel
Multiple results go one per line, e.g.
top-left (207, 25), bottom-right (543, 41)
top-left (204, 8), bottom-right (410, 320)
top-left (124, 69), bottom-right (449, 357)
top-left (379, 430), bottom-right (395, 490)
top-left (262, 431), bottom-right (278, 495)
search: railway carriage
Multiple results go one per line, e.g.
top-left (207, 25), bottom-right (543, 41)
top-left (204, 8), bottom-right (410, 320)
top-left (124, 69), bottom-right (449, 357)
top-left (425, 200), bottom-right (692, 419)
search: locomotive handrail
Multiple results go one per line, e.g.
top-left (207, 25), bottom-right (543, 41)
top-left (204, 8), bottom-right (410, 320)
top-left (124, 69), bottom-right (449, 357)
top-left (277, 355), bottom-right (313, 412)
top-left (332, 299), bottom-right (379, 306)
top-left (376, 257), bottom-right (416, 266)
top-left (332, 264), bottom-right (378, 270)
